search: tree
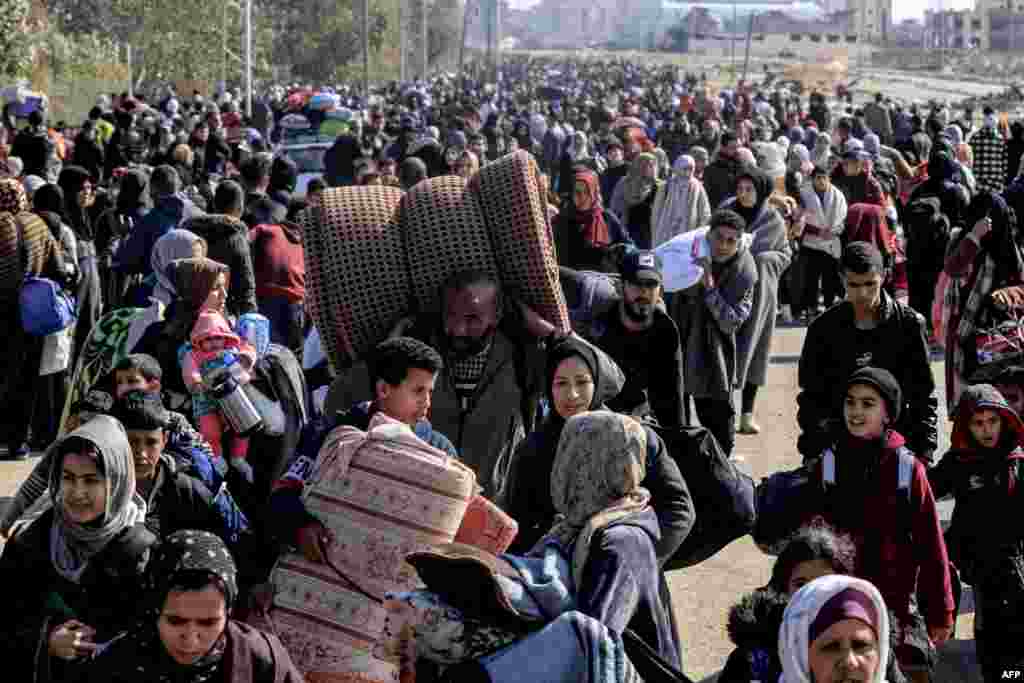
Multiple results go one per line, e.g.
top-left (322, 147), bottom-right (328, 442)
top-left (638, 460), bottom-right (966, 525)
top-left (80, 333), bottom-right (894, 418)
top-left (0, 0), bottom-right (33, 80)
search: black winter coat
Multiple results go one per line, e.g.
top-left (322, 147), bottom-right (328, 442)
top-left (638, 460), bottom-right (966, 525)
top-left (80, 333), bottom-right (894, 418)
top-left (0, 508), bottom-right (156, 683)
top-left (183, 214), bottom-right (258, 315)
top-left (797, 291), bottom-right (939, 460)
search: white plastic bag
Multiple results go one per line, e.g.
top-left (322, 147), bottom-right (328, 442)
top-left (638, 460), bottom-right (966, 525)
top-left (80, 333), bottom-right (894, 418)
top-left (39, 328), bottom-right (72, 376)
top-left (655, 228), bottom-right (712, 293)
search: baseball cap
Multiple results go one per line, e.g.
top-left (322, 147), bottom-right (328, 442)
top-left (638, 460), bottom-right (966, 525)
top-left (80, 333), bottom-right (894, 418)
top-left (621, 250), bottom-right (663, 286)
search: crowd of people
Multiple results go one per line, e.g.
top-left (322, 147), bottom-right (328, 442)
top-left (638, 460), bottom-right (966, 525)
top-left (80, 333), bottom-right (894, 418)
top-left (0, 53), bottom-right (1022, 682)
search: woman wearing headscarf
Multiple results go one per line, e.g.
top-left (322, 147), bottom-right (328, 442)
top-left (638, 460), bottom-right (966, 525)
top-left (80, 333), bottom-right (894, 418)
top-left (610, 152), bottom-right (662, 249)
top-left (0, 182), bottom-right (71, 459)
top-left (553, 167), bottom-right (632, 272)
top-left (812, 131), bottom-right (833, 170)
top-left (150, 229), bottom-right (206, 305)
top-left (722, 168), bottom-right (792, 435)
top-left (89, 529), bottom-right (303, 683)
top-left (778, 575), bottom-right (891, 683)
top-left (943, 191), bottom-right (1024, 412)
top-left (34, 183), bottom-right (80, 276)
top-left (96, 169), bottom-right (149, 310)
top-left (690, 145), bottom-right (709, 181)
top-left (58, 165), bottom-right (103, 358)
top-left (559, 130), bottom-right (601, 197)
top-left (0, 416), bottom-right (156, 680)
top-left (408, 411), bottom-right (682, 679)
top-left (651, 154), bottom-right (711, 247)
top-left (500, 335), bottom-right (693, 562)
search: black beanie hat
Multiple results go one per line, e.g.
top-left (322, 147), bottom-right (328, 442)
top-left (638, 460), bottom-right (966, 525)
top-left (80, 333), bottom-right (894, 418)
top-left (846, 366), bottom-right (902, 423)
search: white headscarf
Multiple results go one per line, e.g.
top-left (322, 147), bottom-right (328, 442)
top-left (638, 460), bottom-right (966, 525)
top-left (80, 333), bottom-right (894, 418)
top-left (49, 416), bottom-right (146, 583)
top-left (653, 155), bottom-right (696, 246)
top-left (779, 575), bottom-right (890, 683)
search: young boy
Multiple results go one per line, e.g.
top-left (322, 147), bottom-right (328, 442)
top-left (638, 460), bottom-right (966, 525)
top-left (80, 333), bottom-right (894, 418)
top-left (109, 390), bottom-right (250, 546)
top-left (929, 384), bottom-right (1024, 680)
top-left (112, 354), bottom-right (224, 487)
top-left (803, 366), bottom-right (953, 683)
top-left (269, 336), bottom-right (455, 562)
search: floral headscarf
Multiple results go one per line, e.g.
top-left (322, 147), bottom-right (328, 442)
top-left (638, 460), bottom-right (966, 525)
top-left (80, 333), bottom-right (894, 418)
top-left (541, 411), bottom-right (650, 587)
top-left (0, 176), bottom-right (28, 214)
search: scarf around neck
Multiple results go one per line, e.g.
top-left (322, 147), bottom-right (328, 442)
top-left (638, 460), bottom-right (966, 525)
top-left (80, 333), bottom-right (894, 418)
top-left (573, 168), bottom-right (610, 248)
top-left (622, 152), bottom-right (659, 208)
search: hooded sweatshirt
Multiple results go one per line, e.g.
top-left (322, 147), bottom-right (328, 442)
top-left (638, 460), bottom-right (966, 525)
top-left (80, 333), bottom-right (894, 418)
top-left (183, 214), bottom-right (258, 315)
top-left (249, 220), bottom-right (305, 303)
top-left (929, 383), bottom-right (1024, 591)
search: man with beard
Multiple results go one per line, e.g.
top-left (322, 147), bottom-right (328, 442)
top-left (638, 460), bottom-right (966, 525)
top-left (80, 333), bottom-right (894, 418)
top-left (324, 269), bottom-right (553, 497)
top-left (585, 250), bottom-right (685, 428)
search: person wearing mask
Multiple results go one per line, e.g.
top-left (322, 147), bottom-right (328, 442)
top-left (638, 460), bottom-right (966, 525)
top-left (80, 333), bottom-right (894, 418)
top-left (610, 152), bottom-right (662, 249)
top-left (500, 334), bottom-right (694, 559)
top-left (651, 154), bottom-right (711, 247)
top-left (71, 119), bottom-right (105, 183)
top-left (670, 209), bottom-right (757, 458)
top-left (183, 180), bottom-right (258, 316)
top-left (585, 250), bottom-right (685, 429)
top-left (114, 165), bottom-right (204, 279)
top-left (703, 131), bottom-right (745, 210)
top-left (797, 242), bottom-right (938, 463)
top-left (553, 167), bottom-right (631, 272)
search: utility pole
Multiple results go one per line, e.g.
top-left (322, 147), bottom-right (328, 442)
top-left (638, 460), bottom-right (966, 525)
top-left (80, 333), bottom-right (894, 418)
top-left (422, 0), bottom-right (429, 80)
top-left (127, 44), bottom-right (133, 98)
top-left (495, 0), bottom-right (502, 88)
top-left (362, 0), bottom-right (370, 96)
top-left (741, 12), bottom-right (755, 84)
top-left (400, 0), bottom-right (406, 82)
top-left (459, 0), bottom-right (472, 89)
top-left (245, 0), bottom-right (252, 117)
top-left (731, 0), bottom-right (737, 81)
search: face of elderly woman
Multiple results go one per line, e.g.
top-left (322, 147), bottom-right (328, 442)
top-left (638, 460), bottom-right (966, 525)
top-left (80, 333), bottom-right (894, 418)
top-left (809, 619), bottom-right (880, 683)
top-left (158, 584), bottom-right (228, 665)
top-left (552, 355), bottom-right (595, 419)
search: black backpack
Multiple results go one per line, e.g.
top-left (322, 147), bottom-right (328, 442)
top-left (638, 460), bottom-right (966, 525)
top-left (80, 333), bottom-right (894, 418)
top-left (648, 424), bottom-right (757, 569)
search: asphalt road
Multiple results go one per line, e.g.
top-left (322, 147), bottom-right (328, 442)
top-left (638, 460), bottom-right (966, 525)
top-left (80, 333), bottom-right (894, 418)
top-left (0, 324), bottom-right (981, 682)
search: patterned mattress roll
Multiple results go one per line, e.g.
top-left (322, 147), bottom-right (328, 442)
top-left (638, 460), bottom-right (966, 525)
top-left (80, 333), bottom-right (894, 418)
top-left (470, 151), bottom-right (571, 334)
top-left (300, 186), bottom-right (410, 373)
top-left (399, 175), bottom-right (498, 315)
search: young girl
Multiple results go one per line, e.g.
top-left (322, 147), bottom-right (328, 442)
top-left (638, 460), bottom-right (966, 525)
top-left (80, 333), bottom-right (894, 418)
top-left (180, 270), bottom-right (257, 484)
top-left (929, 383), bottom-right (1024, 680)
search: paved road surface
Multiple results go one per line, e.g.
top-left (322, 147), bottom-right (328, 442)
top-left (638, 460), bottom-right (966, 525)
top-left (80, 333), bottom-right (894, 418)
top-left (0, 324), bottom-right (981, 682)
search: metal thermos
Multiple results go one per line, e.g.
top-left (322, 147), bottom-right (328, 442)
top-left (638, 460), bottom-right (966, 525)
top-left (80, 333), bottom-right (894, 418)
top-left (211, 375), bottom-right (264, 437)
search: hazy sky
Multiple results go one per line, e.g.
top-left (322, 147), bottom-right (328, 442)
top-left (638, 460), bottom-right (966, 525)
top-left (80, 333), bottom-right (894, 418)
top-left (506, 0), bottom-right (975, 22)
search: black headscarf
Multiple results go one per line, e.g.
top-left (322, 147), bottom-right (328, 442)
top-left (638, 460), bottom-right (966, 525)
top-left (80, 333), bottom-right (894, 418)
top-left (960, 190), bottom-right (1024, 290)
top-left (33, 183), bottom-right (66, 220)
top-left (58, 165), bottom-right (95, 239)
top-left (117, 168), bottom-right (150, 214)
top-left (116, 529), bottom-right (238, 683)
top-left (733, 166), bottom-right (772, 229)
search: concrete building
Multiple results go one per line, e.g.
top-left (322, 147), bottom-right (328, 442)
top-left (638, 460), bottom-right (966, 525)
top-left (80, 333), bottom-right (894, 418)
top-left (924, 0), bottom-right (1024, 50)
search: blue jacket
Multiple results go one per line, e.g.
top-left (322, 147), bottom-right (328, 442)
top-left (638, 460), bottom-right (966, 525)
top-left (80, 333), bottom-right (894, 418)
top-left (114, 194), bottom-right (205, 276)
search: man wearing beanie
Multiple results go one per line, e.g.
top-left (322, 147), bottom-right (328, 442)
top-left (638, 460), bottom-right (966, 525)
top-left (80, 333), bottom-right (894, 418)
top-left (799, 367), bottom-right (954, 681)
top-left (797, 241), bottom-right (938, 464)
top-left (970, 105), bottom-right (1008, 194)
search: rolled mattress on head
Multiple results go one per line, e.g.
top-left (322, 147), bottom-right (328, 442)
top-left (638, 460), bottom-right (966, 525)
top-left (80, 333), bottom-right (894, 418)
top-left (471, 150), bottom-right (571, 335)
top-left (300, 185), bottom-right (411, 373)
top-left (400, 174), bottom-right (498, 315)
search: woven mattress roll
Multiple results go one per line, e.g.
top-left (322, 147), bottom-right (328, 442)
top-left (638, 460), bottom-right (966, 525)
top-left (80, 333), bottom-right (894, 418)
top-left (400, 175), bottom-right (498, 315)
top-left (301, 186), bottom-right (410, 372)
top-left (471, 151), bottom-right (571, 334)
top-left (0, 212), bottom-right (19, 303)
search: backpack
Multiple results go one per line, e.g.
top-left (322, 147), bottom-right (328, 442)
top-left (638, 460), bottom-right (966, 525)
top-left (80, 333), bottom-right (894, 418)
top-left (650, 424), bottom-right (758, 569)
top-left (19, 274), bottom-right (76, 336)
top-left (754, 446), bottom-right (916, 554)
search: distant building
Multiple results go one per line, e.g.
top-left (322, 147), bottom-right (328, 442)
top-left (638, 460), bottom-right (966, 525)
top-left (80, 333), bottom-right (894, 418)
top-left (924, 0), bottom-right (1024, 50)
